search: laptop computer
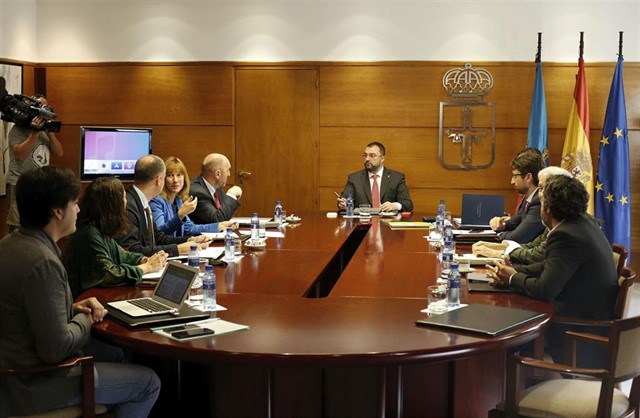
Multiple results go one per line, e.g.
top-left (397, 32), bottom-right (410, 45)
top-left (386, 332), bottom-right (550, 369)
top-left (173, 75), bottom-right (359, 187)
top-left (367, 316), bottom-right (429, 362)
top-left (107, 261), bottom-right (197, 318)
top-left (415, 304), bottom-right (545, 337)
top-left (457, 194), bottom-right (505, 230)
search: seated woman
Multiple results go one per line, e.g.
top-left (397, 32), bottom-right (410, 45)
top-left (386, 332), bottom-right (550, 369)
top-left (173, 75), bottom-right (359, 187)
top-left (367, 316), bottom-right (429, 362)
top-left (63, 177), bottom-right (167, 299)
top-left (150, 156), bottom-right (235, 237)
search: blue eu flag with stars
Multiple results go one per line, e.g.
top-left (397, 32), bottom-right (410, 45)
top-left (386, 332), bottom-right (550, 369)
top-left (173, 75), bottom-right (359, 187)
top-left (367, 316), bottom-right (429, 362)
top-left (595, 56), bottom-right (631, 259)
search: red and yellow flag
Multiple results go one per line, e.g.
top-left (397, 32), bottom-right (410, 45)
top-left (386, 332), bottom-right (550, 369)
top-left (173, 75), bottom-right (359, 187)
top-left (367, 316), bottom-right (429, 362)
top-left (561, 56), bottom-right (594, 214)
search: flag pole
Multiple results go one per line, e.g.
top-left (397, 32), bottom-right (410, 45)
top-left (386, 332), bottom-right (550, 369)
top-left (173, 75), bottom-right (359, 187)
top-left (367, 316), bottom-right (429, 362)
top-left (579, 31), bottom-right (584, 59)
top-left (618, 31), bottom-right (624, 59)
top-left (536, 32), bottom-right (542, 63)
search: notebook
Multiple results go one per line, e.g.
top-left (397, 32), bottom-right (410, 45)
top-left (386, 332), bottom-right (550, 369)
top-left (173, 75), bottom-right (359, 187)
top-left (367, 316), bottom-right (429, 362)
top-left (467, 280), bottom-right (514, 293)
top-left (107, 261), bottom-right (197, 318)
top-left (457, 194), bottom-right (505, 230)
top-left (415, 304), bottom-right (545, 337)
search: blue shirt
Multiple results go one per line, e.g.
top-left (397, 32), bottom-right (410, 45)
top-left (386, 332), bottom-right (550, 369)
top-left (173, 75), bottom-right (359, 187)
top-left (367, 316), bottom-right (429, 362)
top-left (150, 195), bottom-right (219, 237)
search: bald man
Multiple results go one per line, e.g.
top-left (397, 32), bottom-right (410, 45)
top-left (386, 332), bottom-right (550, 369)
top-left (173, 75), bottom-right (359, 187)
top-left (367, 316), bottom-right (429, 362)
top-left (190, 153), bottom-right (242, 223)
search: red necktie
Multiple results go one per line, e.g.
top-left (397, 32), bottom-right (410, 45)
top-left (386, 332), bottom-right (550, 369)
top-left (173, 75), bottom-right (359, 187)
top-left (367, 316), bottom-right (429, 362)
top-left (371, 174), bottom-right (380, 208)
top-left (524, 200), bottom-right (530, 212)
top-left (514, 194), bottom-right (524, 214)
top-left (214, 190), bottom-right (221, 209)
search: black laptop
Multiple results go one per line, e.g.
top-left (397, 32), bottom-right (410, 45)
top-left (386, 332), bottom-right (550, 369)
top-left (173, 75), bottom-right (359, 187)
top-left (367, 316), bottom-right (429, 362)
top-left (457, 194), bottom-right (505, 230)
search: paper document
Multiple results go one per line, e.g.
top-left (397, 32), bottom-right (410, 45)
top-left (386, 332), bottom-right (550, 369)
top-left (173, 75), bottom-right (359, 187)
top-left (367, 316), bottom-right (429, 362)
top-left (230, 217), bottom-right (272, 225)
top-left (388, 221), bottom-right (432, 229)
top-left (239, 229), bottom-right (285, 238)
top-left (454, 254), bottom-right (502, 265)
top-left (201, 231), bottom-right (239, 240)
top-left (150, 317), bottom-right (250, 341)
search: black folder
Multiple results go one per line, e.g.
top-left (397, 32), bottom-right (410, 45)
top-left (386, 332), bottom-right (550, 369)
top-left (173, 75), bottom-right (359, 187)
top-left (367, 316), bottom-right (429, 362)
top-left (415, 304), bottom-right (545, 337)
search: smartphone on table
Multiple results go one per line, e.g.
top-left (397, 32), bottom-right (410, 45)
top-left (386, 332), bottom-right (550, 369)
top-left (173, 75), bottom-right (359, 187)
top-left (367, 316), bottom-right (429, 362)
top-left (170, 327), bottom-right (215, 339)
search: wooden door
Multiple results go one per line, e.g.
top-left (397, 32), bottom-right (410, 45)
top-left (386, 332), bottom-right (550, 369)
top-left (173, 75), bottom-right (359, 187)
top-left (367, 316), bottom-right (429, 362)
top-left (235, 68), bottom-right (319, 217)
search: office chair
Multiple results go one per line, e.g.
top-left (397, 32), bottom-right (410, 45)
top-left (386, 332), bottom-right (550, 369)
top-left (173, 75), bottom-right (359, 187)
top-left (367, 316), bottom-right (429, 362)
top-left (490, 315), bottom-right (640, 418)
top-left (0, 356), bottom-right (110, 418)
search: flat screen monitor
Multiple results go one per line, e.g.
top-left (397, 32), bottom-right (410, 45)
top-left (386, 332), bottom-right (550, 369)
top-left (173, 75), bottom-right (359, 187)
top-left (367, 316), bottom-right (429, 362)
top-left (80, 126), bottom-right (152, 182)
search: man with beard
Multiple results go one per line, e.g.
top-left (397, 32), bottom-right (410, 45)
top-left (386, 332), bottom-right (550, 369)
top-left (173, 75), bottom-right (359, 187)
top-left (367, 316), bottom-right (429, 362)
top-left (489, 148), bottom-right (545, 243)
top-left (487, 175), bottom-right (617, 368)
top-left (336, 142), bottom-right (413, 212)
top-left (190, 153), bottom-right (243, 223)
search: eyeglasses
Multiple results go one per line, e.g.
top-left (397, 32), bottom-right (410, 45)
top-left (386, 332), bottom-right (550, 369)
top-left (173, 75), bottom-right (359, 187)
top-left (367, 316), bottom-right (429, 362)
top-left (511, 173), bottom-right (525, 179)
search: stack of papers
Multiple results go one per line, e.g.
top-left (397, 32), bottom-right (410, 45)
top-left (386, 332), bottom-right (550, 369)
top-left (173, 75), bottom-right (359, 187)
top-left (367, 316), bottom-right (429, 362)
top-left (388, 221), bottom-right (433, 230)
top-left (454, 254), bottom-right (502, 266)
top-left (451, 229), bottom-right (499, 243)
top-left (150, 317), bottom-right (250, 341)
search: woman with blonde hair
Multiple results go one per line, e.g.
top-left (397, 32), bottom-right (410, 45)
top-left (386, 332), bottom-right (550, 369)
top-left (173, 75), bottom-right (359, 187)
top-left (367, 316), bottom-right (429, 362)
top-left (150, 156), bottom-right (236, 237)
top-left (63, 177), bottom-right (167, 298)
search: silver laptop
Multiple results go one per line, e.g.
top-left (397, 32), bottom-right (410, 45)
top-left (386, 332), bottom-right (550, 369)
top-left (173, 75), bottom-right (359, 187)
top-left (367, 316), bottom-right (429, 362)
top-left (457, 194), bottom-right (505, 230)
top-left (107, 261), bottom-right (198, 317)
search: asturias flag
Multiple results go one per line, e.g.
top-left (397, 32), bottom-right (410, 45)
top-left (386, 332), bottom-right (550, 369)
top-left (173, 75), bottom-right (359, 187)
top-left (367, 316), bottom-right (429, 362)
top-left (595, 56), bottom-right (631, 256)
top-left (527, 61), bottom-right (548, 165)
top-left (561, 56), bottom-right (594, 214)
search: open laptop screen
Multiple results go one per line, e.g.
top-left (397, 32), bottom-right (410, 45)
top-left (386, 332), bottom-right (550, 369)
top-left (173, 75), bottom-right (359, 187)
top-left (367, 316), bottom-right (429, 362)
top-left (154, 264), bottom-right (194, 305)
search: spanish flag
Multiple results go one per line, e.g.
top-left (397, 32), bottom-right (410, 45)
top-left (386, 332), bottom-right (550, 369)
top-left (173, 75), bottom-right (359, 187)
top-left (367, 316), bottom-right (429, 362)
top-left (561, 56), bottom-right (594, 214)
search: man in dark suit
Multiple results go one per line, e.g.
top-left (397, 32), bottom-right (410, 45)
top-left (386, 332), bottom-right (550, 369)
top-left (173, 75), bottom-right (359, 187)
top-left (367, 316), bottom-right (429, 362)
top-left (489, 148), bottom-right (545, 243)
top-left (337, 142), bottom-right (413, 212)
top-left (190, 153), bottom-right (242, 223)
top-left (117, 155), bottom-right (209, 257)
top-left (488, 175), bottom-right (618, 367)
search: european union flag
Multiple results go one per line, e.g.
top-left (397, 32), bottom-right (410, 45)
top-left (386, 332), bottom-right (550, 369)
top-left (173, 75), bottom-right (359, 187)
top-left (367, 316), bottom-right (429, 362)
top-left (595, 56), bottom-right (631, 259)
top-left (526, 61), bottom-right (548, 165)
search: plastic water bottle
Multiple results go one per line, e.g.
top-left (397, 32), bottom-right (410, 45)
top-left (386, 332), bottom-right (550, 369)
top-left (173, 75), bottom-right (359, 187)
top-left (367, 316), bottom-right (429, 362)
top-left (250, 213), bottom-right (260, 240)
top-left (443, 222), bottom-right (453, 250)
top-left (435, 198), bottom-right (446, 237)
top-left (441, 249), bottom-right (453, 271)
top-left (202, 264), bottom-right (216, 310)
top-left (188, 244), bottom-right (199, 269)
top-left (275, 200), bottom-right (284, 224)
top-left (224, 227), bottom-right (235, 261)
top-left (447, 262), bottom-right (461, 307)
top-left (345, 194), bottom-right (354, 217)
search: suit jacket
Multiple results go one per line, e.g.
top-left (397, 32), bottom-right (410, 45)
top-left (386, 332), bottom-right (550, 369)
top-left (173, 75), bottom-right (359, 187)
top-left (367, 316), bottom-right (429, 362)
top-left (498, 189), bottom-right (544, 243)
top-left (0, 229), bottom-right (92, 416)
top-left (340, 167), bottom-right (413, 212)
top-left (190, 175), bottom-right (241, 223)
top-left (117, 186), bottom-right (188, 257)
top-left (510, 214), bottom-right (618, 366)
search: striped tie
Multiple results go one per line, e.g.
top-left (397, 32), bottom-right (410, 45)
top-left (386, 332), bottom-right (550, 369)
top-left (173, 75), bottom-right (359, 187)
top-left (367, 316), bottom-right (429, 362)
top-left (145, 206), bottom-right (156, 247)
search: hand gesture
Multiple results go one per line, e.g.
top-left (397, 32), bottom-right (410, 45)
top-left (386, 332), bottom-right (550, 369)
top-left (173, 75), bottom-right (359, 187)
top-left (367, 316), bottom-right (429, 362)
top-left (178, 196), bottom-right (198, 218)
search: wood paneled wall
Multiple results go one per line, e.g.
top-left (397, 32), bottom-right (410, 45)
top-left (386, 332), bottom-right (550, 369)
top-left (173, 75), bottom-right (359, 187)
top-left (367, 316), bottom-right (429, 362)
top-left (2, 60), bottom-right (638, 266)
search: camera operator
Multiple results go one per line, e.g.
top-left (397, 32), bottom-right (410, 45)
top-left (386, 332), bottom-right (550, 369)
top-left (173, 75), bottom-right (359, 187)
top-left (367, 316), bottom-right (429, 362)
top-left (6, 94), bottom-right (63, 234)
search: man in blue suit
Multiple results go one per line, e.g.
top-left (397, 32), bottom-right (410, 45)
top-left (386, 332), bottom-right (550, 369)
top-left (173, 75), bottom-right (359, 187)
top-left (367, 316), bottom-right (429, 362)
top-left (337, 142), bottom-right (413, 212)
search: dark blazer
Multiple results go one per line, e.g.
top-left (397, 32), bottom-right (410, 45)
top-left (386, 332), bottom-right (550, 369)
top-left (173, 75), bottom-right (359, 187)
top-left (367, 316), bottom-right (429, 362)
top-left (340, 167), bottom-right (413, 212)
top-left (511, 214), bottom-right (618, 366)
top-left (117, 186), bottom-right (188, 257)
top-left (498, 189), bottom-right (544, 243)
top-left (190, 175), bottom-right (241, 223)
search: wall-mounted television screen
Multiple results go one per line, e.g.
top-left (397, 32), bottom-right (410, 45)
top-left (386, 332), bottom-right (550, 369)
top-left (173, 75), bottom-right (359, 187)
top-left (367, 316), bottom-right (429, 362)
top-left (80, 126), bottom-right (152, 182)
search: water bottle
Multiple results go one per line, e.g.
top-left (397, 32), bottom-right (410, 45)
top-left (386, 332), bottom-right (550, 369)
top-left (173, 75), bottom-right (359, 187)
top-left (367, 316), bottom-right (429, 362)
top-left (202, 264), bottom-right (216, 310)
top-left (447, 262), bottom-right (461, 307)
top-left (435, 198), bottom-right (446, 237)
top-left (345, 194), bottom-right (354, 217)
top-left (224, 227), bottom-right (235, 261)
top-left (441, 249), bottom-right (453, 271)
top-left (443, 222), bottom-right (453, 250)
top-left (188, 244), bottom-right (199, 269)
top-left (250, 212), bottom-right (260, 240)
top-left (274, 200), bottom-right (284, 224)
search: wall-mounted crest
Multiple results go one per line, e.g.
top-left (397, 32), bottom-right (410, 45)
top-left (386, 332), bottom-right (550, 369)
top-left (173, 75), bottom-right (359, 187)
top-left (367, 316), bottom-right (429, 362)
top-left (439, 63), bottom-right (496, 170)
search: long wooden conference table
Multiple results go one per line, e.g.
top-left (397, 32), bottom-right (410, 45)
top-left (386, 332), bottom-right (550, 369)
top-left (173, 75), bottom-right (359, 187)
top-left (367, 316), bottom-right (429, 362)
top-left (85, 213), bottom-right (552, 418)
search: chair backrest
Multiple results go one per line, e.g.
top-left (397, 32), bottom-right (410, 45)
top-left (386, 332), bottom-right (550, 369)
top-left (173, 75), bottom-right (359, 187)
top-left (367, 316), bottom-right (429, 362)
top-left (614, 266), bottom-right (636, 319)
top-left (611, 243), bottom-right (628, 277)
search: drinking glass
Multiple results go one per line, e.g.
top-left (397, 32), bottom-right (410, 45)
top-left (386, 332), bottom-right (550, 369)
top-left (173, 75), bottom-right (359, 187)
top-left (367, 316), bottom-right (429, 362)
top-left (427, 285), bottom-right (448, 314)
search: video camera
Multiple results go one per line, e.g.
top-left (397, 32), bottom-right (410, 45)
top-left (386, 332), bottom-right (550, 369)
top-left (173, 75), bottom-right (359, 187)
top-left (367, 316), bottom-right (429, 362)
top-left (0, 92), bottom-right (62, 132)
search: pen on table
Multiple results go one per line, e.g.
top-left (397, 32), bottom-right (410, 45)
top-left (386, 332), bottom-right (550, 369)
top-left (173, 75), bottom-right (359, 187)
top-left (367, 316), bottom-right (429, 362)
top-left (333, 192), bottom-right (341, 199)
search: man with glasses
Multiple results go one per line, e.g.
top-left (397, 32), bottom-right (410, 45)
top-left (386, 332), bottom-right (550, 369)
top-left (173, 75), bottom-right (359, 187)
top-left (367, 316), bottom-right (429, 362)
top-left (336, 142), bottom-right (413, 213)
top-left (489, 148), bottom-right (545, 243)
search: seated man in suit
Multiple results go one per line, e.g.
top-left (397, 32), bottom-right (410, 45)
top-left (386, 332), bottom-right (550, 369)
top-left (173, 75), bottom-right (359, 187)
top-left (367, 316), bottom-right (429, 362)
top-left (190, 153), bottom-right (243, 223)
top-left (0, 166), bottom-right (160, 417)
top-left (488, 175), bottom-right (618, 368)
top-left (489, 148), bottom-right (545, 244)
top-left (473, 166), bottom-right (572, 264)
top-left (117, 154), bottom-right (210, 257)
top-left (337, 142), bottom-right (413, 212)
